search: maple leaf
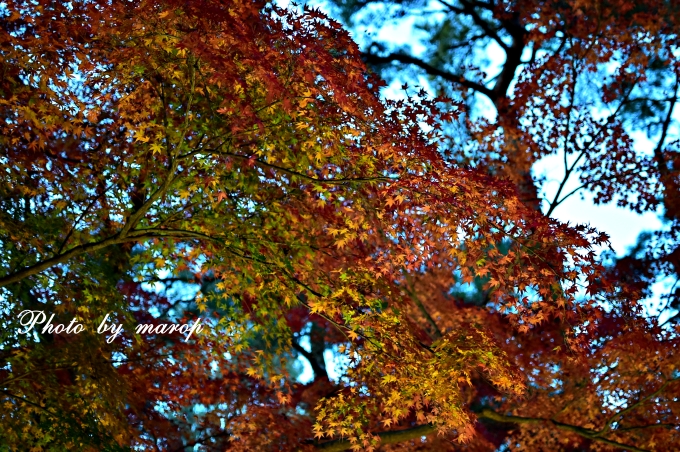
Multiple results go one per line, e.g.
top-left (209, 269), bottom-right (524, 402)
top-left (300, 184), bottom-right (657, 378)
top-left (150, 142), bottom-right (163, 154)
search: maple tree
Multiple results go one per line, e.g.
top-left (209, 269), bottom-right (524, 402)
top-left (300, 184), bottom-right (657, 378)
top-left (0, 1), bottom-right (678, 452)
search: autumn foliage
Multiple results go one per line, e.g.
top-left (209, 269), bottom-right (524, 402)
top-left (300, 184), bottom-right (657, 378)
top-left (1, 0), bottom-right (679, 451)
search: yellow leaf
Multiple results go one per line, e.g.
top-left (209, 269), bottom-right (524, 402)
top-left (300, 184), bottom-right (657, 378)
top-left (150, 142), bottom-right (163, 154)
top-left (133, 129), bottom-right (148, 143)
top-left (382, 374), bottom-right (397, 384)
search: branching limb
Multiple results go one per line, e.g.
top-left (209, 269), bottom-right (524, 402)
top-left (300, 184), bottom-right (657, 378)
top-left (479, 409), bottom-right (651, 452)
top-left (189, 148), bottom-right (391, 185)
top-left (599, 377), bottom-right (680, 436)
top-left (361, 51), bottom-right (495, 100)
top-left (0, 228), bottom-right (223, 288)
top-left (291, 337), bottom-right (329, 381)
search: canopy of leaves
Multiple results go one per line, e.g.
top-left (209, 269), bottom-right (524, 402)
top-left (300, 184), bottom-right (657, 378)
top-left (0, 0), bottom-right (678, 451)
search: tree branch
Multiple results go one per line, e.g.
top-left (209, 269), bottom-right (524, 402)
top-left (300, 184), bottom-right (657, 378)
top-left (0, 228), bottom-right (224, 288)
top-left (653, 76), bottom-right (679, 182)
top-left (546, 75), bottom-right (640, 216)
top-left (0, 234), bottom-right (134, 288)
top-left (189, 148), bottom-right (391, 185)
top-left (458, 0), bottom-right (510, 51)
top-left (315, 424), bottom-right (436, 451)
top-left (291, 336), bottom-right (329, 381)
top-left (361, 52), bottom-right (494, 100)
top-left (403, 271), bottom-right (442, 340)
top-left (599, 377), bottom-right (679, 436)
top-left (478, 409), bottom-right (650, 452)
